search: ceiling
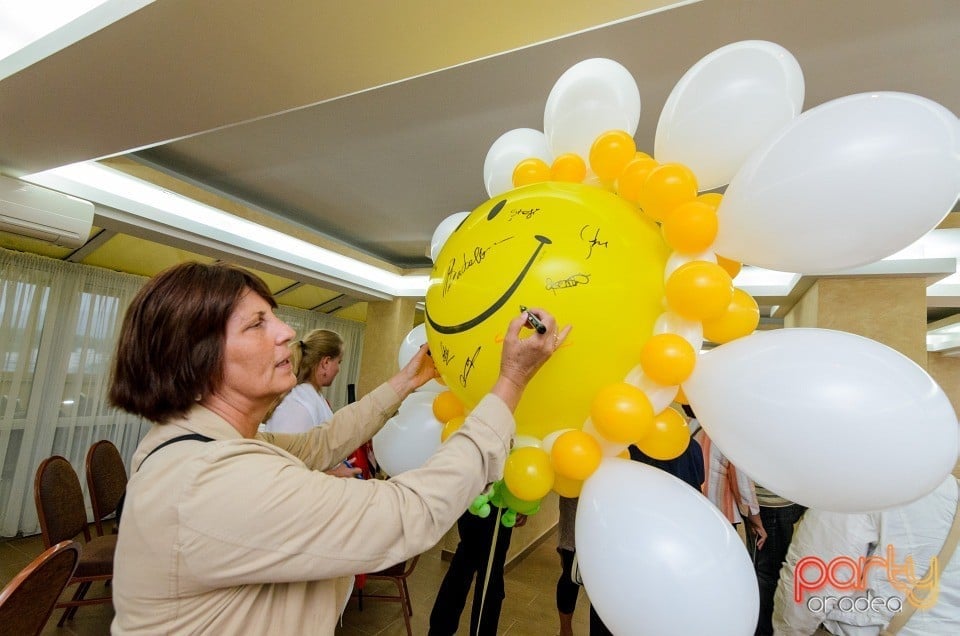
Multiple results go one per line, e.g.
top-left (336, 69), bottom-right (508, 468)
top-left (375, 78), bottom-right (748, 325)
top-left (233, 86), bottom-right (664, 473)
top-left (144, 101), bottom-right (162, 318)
top-left (0, 0), bottom-right (958, 326)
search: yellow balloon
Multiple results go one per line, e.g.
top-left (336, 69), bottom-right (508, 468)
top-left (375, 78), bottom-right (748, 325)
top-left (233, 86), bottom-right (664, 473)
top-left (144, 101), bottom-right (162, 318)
top-left (635, 407), bottom-right (690, 460)
top-left (551, 153), bottom-right (587, 183)
top-left (552, 473), bottom-right (584, 498)
top-left (715, 254), bottom-right (742, 280)
top-left (697, 192), bottom-right (723, 209)
top-left (702, 288), bottom-right (760, 344)
top-left (551, 430), bottom-right (603, 481)
top-left (641, 163), bottom-right (698, 222)
top-left (615, 156), bottom-right (658, 204)
top-left (639, 333), bottom-right (697, 386)
top-left (512, 158), bottom-right (550, 188)
top-left (589, 130), bottom-right (637, 182)
top-left (432, 390), bottom-right (465, 423)
top-left (590, 382), bottom-right (654, 444)
top-left (424, 183), bottom-right (669, 439)
top-left (503, 446), bottom-right (555, 501)
top-left (665, 261), bottom-right (733, 321)
top-left (616, 447), bottom-right (631, 459)
top-left (674, 385), bottom-right (689, 406)
top-left (440, 415), bottom-right (465, 443)
top-left (662, 201), bottom-right (719, 255)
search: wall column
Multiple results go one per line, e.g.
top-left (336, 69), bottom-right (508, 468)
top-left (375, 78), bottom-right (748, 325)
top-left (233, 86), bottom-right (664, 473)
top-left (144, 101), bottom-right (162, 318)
top-left (357, 298), bottom-right (417, 398)
top-left (784, 277), bottom-right (929, 367)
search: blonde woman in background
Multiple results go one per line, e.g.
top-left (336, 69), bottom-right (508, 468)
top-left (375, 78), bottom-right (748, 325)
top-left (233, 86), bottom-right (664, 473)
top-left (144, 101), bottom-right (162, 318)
top-left (264, 329), bottom-right (361, 478)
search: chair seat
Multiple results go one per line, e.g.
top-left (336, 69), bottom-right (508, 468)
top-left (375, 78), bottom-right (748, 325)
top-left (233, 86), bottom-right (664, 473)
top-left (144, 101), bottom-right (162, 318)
top-left (74, 534), bottom-right (117, 578)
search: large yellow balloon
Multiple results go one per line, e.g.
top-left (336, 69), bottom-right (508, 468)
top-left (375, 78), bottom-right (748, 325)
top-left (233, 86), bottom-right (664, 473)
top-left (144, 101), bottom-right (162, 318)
top-left (425, 183), bottom-right (669, 439)
top-left (503, 446), bottom-right (555, 501)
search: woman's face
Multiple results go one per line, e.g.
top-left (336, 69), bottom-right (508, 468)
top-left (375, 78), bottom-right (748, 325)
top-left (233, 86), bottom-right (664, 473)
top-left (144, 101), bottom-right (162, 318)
top-left (219, 289), bottom-right (297, 407)
top-left (316, 353), bottom-right (343, 387)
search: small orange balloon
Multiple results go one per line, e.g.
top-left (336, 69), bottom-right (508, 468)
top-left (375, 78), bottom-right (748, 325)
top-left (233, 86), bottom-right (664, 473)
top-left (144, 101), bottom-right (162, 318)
top-left (716, 255), bottom-right (742, 279)
top-left (662, 201), bottom-right (719, 254)
top-left (615, 156), bottom-right (658, 203)
top-left (674, 385), bottom-right (689, 405)
top-left (590, 382), bottom-right (654, 444)
top-left (589, 130), bottom-right (637, 181)
top-left (440, 415), bottom-right (466, 442)
top-left (551, 153), bottom-right (587, 183)
top-left (551, 430), bottom-right (603, 481)
top-left (702, 288), bottom-right (760, 344)
top-left (503, 446), bottom-right (555, 501)
top-left (642, 163), bottom-right (698, 222)
top-left (433, 391), bottom-right (465, 424)
top-left (639, 333), bottom-right (697, 386)
top-left (665, 261), bottom-right (734, 321)
top-left (512, 158), bottom-right (550, 188)
top-left (697, 192), bottom-right (723, 209)
top-left (616, 447), bottom-right (631, 459)
top-left (635, 407), bottom-right (690, 460)
top-left (553, 473), bottom-right (584, 498)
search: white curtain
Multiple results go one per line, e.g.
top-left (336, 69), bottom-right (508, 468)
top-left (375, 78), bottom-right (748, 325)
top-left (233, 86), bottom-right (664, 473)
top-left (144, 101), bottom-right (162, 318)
top-left (274, 305), bottom-right (365, 410)
top-left (0, 249), bottom-right (366, 536)
top-left (0, 249), bottom-right (150, 537)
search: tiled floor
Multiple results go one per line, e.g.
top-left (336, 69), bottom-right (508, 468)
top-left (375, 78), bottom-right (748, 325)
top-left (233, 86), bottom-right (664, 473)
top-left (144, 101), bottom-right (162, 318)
top-left (1, 528), bottom-right (591, 635)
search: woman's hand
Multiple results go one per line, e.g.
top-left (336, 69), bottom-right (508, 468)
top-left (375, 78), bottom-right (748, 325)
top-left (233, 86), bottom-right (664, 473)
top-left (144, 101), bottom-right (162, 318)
top-left (492, 308), bottom-right (571, 411)
top-left (388, 344), bottom-right (439, 399)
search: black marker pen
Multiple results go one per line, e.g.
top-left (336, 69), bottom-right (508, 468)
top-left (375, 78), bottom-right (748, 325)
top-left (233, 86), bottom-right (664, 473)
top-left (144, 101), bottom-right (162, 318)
top-left (519, 305), bottom-right (547, 334)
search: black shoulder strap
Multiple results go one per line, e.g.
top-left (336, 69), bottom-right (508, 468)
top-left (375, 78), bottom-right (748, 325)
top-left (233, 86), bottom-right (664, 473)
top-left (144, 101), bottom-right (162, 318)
top-left (136, 433), bottom-right (214, 472)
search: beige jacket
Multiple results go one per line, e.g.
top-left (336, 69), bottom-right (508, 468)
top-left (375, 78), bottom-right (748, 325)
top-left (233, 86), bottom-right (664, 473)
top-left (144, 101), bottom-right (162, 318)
top-left (111, 383), bottom-right (513, 635)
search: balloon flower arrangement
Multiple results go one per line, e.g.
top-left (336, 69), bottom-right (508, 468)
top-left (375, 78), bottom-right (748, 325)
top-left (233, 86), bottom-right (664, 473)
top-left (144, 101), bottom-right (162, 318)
top-left (373, 41), bottom-right (959, 636)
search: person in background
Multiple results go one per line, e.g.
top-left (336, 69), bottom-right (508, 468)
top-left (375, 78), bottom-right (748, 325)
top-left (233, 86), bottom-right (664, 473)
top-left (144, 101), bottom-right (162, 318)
top-left (428, 507), bottom-right (525, 636)
top-left (686, 404), bottom-right (767, 546)
top-left (773, 475), bottom-right (960, 635)
top-left (107, 261), bottom-right (570, 635)
top-left (263, 328), bottom-right (365, 478)
top-left (556, 495), bottom-right (580, 636)
top-left (586, 436), bottom-right (707, 635)
top-left (753, 485), bottom-right (806, 636)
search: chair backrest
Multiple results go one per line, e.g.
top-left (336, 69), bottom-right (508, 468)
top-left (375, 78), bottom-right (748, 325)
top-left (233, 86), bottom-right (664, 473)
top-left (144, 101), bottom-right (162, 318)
top-left (85, 440), bottom-right (128, 535)
top-left (34, 456), bottom-right (90, 547)
top-left (0, 540), bottom-right (80, 636)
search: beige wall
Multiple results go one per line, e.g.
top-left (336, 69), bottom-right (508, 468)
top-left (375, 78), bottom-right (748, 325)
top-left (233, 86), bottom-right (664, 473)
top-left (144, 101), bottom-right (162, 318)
top-left (928, 352), bottom-right (960, 477)
top-left (357, 298), bottom-right (417, 397)
top-left (785, 277), bottom-right (928, 367)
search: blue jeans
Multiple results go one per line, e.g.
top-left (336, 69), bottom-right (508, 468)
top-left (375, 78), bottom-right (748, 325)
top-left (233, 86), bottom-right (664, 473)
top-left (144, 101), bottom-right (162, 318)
top-left (752, 503), bottom-right (806, 635)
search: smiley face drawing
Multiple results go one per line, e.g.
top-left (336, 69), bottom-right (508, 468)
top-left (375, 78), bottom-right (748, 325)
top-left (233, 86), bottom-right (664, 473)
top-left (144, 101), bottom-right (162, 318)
top-left (425, 182), bottom-right (670, 440)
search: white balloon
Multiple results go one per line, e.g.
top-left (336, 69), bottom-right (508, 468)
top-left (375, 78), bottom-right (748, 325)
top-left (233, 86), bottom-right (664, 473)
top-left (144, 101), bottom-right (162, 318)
top-left (653, 311), bottom-right (704, 352)
top-left (396, 324), bottom-right (443, 392)
top-left (430, 211), bottom-right (471, 262)
top-left (714, 92), bottom-right (960, 273)
top-left (684, 329), bottom-right (959, 512)
top-left (577, 459), bottom-right (758, 636)
top-left (663, 250), bottom-right (716, 281)
top-left (372, 396), bottom-right (442, 477)
top-left (655, 40), bottom-right (804, 190)
top-left (513, 434), bottom-right (542, 450)
top-left (623, 365), bottom-right (678, 414)
top-left (541, 428), bottom-right (576, 455)
top-left (483, 128), bottom-right (551, 198)
top-left (581, 418), bottom-right (627, 457)
top-left (544, 58), bottom-right (641, 160)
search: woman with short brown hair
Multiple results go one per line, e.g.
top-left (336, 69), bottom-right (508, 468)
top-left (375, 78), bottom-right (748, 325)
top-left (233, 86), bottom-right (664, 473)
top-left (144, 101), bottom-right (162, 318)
top-left (108, 261), bottom-right (568, 636)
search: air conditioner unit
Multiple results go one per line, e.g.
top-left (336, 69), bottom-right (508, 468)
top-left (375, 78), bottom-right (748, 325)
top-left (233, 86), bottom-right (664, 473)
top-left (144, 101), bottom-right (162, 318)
top-left (0, 174), bottom-right (94, 248)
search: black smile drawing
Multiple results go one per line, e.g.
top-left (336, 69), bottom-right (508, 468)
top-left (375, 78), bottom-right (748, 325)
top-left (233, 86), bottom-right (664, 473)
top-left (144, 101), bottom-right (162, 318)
top-left (426, 235), bottom-right (552, 335)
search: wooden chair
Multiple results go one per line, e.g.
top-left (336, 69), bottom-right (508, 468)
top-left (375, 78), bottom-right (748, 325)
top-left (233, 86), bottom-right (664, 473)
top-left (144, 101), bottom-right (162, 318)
top-left (34, 455), bottom-right (116, 626)
top-left (85, 439), bottom-right (128, 536)
top-left (354, 556), bottom-right (419, 636)
top-left (0, 540), bottom-right (80, 636)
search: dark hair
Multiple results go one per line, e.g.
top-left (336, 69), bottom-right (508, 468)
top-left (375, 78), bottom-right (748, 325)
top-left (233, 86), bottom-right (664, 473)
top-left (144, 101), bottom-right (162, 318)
top-left (681, 404), bottom-right (696, 419)
top-left (109, 262), bottom-right (276, 423)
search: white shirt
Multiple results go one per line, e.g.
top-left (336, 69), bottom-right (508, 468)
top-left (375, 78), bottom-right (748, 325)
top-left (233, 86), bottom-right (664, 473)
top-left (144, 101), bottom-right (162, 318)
top-left (773, 476), bottom-right (960, 636)
top-left (263, 382), bottom-right (334, 433)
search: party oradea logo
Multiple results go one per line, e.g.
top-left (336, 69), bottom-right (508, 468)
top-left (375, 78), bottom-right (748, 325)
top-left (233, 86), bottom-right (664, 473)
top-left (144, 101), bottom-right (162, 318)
top-left (794, 545), bottom-right (940, 615)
